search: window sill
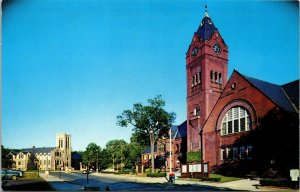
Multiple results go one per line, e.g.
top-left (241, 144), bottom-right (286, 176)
top-left (220, 130), bottom-right (250, 137)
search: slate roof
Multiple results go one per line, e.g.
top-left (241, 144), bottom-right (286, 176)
top-left (281, 80), bottom-right (299, 110)
top-left (170, 121), bottom-right (187, 139)
top-left (240, 72), bottom-right (299, 113)
top-left (142, 121), bottom-right (187, 154)
top-left (194, 11), bottom-right (227, 47)
top-left (142, 146), bottom-right (157, 154)
top-left (170, 125), bottom-right (178, 139)
top-left (175, 121), bottom-right (187, 139)
top-left (196, 12), bottom-right (217, 41)
top-left (21, 147), bottom-right (55, 154)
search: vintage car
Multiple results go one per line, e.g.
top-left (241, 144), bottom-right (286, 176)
top-left (1, 169), bottom-right (21, 180)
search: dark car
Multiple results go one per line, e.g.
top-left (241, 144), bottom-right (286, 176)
top-left (1, 169), bottom-right (20, 180)
top-left (12, 170), bottom-right (24, 177)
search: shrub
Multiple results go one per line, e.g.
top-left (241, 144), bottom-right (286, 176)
top-left (200, 177), bottom-right (221, 182)
top-left (144, 168), bottom-right (151, 174)
top-left (147, 172), bottom-right (166, 177)
top-left (187, 151), bottom-right (201, 163)
top-left (260, 179), bottom-right (291, 187)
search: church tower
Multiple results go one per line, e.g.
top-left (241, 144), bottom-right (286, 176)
top-left (56, 133), bottom-right (72, 169)
top-left (186, 8), bottom-right (228, 152)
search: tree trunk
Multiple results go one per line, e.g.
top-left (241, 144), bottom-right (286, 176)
top-left (150, 138), bottom-right (155, 173)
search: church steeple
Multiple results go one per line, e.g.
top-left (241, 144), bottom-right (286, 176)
top-left (186, 6), bottom-right (229, 152)
top-left (195, 5), bottom-right (219, 42)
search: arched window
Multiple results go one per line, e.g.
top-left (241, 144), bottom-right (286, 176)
top-left (221, 106), bottom-right (251, 135)
top-left (193, 106), bottom-right (200, 116)
top-left (215, 72), bottom-right (218, 82)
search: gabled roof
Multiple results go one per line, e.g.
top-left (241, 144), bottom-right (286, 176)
top-left (240, 72), bottom-right (298, 113)
top-left (142, 121), bottom-right (187, 154)
top-left (21, 147), bottom-right (55, 154)
top-left (142, 146), bottom-right (157, 154)
top-left (281, 80), bottom-right (299, 110)
top-left (170, 121), bottom-right (187, 139)
top-left (175, 121), bottom-right (187, 139)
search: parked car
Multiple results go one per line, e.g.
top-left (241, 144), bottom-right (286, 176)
top-left (13, 170), bottom-right (24, 177)
top-left (1, 169), bottom-right (20, 180)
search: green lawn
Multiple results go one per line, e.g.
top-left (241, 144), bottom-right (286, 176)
top-left (21, 171), bottom-right (43, 180)
top-left (178, 174), bottom-right (243, 183)
top-left (209, 174), bottom-right (243, 183)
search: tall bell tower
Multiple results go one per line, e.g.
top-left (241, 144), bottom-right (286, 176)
top-left (186, 8), bottom-right (228, 152)
top-left (56, 133), bottom-right (72, 169)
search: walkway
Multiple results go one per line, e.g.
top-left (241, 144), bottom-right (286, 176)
top-left (92, 172), bottom-right (293, 191)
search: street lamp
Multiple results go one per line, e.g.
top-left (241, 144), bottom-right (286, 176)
top-left (169, 127), bottom-right (172, 173)
top-left (112, 154), bottom-right (115, 171)
top-left (96, 149), bottom-right (99, 173)
top-left (200, 128), bottom-right (204, 178)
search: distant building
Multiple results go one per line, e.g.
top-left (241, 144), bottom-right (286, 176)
top-left (10, 133), bottom-right (72, 171)
top-left (71, 151), bottom-right (82, 170)
top-left (141, 121), bottom-right (187, 171)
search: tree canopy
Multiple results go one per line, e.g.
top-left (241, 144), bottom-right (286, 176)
top-left (117, 95), bottom-right (176, 173)
top-left (1, 145), bottom-right (14, 169)
top-left (82, 142), bottom-right (101, 170)
top-left (27, 152), bottom-right (38, 170)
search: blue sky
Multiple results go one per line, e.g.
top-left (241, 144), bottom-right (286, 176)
top-left (2, 0), bottom-right (298, 151)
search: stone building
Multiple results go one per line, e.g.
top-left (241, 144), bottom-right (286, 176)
top-left (10, 133), bottom-right (72, 171)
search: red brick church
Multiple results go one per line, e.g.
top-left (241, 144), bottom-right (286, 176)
top-left (186, 9), bottom-right (299, 177)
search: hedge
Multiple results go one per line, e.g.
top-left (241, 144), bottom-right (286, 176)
top-left (147, 172), bottom-right (167, 177)
top-left (260, 179), bottom-right (291, 187)
top-left (200, 177), bottom-right (221, 182)
top-left (187, 151), bottom-right (201, 163)
top-left (114, 171), bottom-right (132, 174)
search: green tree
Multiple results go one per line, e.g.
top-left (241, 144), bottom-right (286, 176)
top-left (1, 145), bottom-right (14, 168)
top-left (82, 143), bottom-right (101, 171)
top-left (125, 141), bottom-right (144, 168)
top-left (27, 152), bottom-right (38, 170)
top-left (99, 148), bottom-right (111, 170)
top-left (117, 95), bottom-right (175, 173)
top-left (130, 131), bottom-right (148, 150)
top-left (105, 140), bottom-right (127, 171)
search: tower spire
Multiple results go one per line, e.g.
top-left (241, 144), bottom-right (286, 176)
top-left (204, 3), bottom-right (209, 17)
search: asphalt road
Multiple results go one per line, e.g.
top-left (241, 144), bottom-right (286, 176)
top-left (49, 172), bottom-right (227, 191)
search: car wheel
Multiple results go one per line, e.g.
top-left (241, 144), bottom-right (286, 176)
top-left (12, 176), bottom-right (17, 180)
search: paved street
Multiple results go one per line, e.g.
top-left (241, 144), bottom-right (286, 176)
top-left (43, 172), bottom-right (228, 191)
top-left (38, 171), bottom-right (295, 191)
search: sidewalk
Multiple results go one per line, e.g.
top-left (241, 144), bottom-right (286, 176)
top-left (92, 172), bottom-right (294, 191)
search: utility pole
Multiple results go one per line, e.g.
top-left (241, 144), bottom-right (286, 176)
top-left (96, 149), bottom-right (99, 173)
top-left (112, 154), bottom-right (115, 171)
